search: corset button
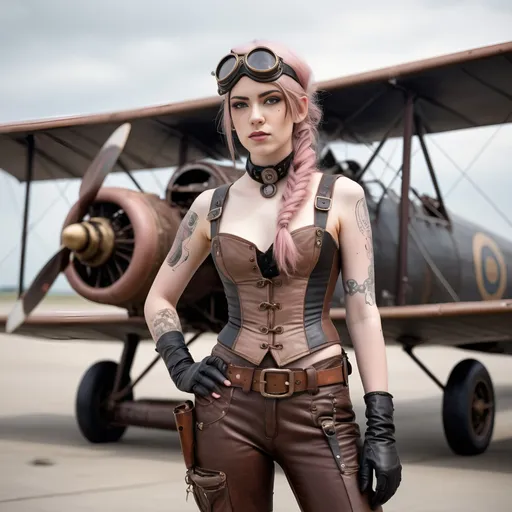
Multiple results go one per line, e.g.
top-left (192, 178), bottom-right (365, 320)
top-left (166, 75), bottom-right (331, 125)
top-left (260, 343), bottom-right (269, 349)
top-left (260, 326), bottom-right (269, 334)
top-left (274, 326), bottom-right (284, 334)
top-left (316, 228), bottom-right (323, 236)
top-left (274, 279), bottom-right (282, 287)
top-left (249, 256), bottom-right (255, 262)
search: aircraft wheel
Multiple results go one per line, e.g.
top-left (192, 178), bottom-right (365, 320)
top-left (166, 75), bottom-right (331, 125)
top-left (442, 358), bottom-right (495, 456)
top-left (75, 360), bottom-right (133, 444)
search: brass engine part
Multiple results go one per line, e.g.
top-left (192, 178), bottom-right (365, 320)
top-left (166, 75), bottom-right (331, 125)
top-left (61, 217), bottom-right (115, 267)
top-left (62, 187), bottom-right (181, 313)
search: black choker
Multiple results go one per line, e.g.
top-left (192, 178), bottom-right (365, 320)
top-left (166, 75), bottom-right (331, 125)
top-left (245, 152), bottom-right (294, 198)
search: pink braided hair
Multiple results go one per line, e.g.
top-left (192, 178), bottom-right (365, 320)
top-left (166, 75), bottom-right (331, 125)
top-left (220, 41), bottom-right (322, 275)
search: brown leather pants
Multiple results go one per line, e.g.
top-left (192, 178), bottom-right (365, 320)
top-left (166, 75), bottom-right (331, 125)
top-left (193, 343), bottom-right (380, 512)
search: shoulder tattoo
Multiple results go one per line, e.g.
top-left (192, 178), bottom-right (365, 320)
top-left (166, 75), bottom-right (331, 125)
top-left (355, 197), bottom-right (373, 261)
top-left (167, 210), bottom-right (198, 269)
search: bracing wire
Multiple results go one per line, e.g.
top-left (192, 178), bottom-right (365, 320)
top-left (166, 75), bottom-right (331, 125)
top-left (443, 110), bottom-right (512, 199)
top-left (428, 113), bottom-right (512, 232)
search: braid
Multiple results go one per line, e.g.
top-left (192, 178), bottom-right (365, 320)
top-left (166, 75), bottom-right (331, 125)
top-left (273, 123), bottom-right (317, 275)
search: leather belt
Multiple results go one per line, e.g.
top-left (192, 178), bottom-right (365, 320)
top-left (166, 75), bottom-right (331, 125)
top-left (226, 363), bottom-right (347, 398)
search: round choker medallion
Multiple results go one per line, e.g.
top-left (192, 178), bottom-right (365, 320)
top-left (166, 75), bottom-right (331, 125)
top-left (245, 152), bottom-right (294, 199)
top-left (262, 168), bottom-right (278, 184)
top-left (261, 183), bottom-right (277, 198)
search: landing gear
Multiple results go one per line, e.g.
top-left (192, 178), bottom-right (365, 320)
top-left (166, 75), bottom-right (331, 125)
top-left (404, 347), bottom-right (495, 455)
top-left (74, 331), bottom-right (203, 444)
top-left (76, 360), bottom-right (133, 443)
top-left (442, 359), bottom-right (494, 455)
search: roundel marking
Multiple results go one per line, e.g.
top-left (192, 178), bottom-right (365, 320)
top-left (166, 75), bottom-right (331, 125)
top-left (472, 232), bottom-right (507, 300)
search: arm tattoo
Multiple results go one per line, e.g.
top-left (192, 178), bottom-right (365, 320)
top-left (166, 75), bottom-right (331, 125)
top-left (151, 308), bottom-right (182, 339)
top-left (343, 265), bottom-right (376, 306)
top-left (167, 210), bottom-right (198, 269)
top-left (355, 197), bottom-right (373, 261)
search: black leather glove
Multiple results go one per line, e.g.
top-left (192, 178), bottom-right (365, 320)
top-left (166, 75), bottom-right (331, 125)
top-left (359, 391), bottom-right (402, 510)
top-left (155, 331), bottom-right (229, 398)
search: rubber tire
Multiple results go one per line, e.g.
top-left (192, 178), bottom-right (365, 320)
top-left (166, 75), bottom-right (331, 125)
top-left (75, 360), bottom-right (133, 444)
top-left (442, 358), bottom-right (495, 456)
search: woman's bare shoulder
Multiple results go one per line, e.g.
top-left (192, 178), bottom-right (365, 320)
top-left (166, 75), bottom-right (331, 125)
top-left (333, 175), bottom-right (365, 205)
top-left (192, 187), bottom-right (216, 214)
top-left (188, 187), bottom-right (224, 241)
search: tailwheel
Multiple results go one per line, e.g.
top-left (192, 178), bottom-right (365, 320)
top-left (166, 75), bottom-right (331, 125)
top-left (442, 359), bottom-right (495, 456)
top-left (75, 360), bottom-right (133, 443)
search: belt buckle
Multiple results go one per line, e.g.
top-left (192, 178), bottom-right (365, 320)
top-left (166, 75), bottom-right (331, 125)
top-left (259, 369), bottom-right (295, 398)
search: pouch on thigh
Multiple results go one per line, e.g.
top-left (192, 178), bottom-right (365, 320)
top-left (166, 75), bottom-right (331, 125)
top-left (187, 466), bottom-right (233, 512)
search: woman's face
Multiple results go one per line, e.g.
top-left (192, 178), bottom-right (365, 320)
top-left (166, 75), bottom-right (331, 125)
top-left (229, 76), bottom-right (306, 166)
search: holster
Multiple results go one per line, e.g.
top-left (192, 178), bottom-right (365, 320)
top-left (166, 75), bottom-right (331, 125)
top-left (173, 400), bottom-right (195, 470)
top-left (173, 401), bottom-right (233, 511)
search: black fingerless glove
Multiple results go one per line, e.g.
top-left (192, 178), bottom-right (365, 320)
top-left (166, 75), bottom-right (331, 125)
top-left (359, 391), bottom-right (402, 510)
top-left (155, 331), bottom-right (229, 398)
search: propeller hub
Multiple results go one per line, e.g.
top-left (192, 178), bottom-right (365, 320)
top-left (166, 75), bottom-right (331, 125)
top-left (61, 224), bottom-right (89, 251)
top-left (61, 217), bottom-right (116, 267)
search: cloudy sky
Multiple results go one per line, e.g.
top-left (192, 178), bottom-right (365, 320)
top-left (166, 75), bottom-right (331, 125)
top-left (1, 0), bottom-right (511, 293)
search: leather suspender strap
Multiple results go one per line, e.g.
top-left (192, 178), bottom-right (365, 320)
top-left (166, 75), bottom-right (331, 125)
top-left (206, 184), bottom-right (231, 238)
top-left (314, 173), bottom-right (340, 229)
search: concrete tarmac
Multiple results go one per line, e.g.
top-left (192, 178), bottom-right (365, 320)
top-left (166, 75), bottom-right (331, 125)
top-left (1, 304), bottom-right (511, 511)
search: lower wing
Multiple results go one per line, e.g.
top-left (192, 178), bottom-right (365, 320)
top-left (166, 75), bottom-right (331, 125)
top-left (2, 299), bottom-right (511, 354)
top-left (0, 310), bottom-right (150, 342)
top-left (331, 299), bottom-right (512, 354)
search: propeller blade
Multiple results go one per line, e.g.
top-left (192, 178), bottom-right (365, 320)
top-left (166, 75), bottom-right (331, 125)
top-left (6, 124), bottom-right (132, 333)
top-left (5, 246), bottom-right (71, 333)
top-left (77, 123), bottom-right (131, 217)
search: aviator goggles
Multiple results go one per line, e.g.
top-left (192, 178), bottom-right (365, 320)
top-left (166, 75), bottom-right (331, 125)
top-left (214, 46), bottom-right (302, 96)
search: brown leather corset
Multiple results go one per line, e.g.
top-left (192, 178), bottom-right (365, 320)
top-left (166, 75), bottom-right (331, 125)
top-left (207, 173), bottom-right (342, 367)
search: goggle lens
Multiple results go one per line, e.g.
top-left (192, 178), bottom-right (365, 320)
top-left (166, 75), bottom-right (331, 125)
top-left (217, 55), bottom-right (237, 80)
top-left (246, 49), bottom-right (277, 72)
top-left (214, 47), bottom-right (299, 95)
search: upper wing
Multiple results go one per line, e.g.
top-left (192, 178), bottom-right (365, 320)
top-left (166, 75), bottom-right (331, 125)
top-left (1, 41), bottom-right (511, 183)
top-left (0, 310), bottom-right (150, 342)
top-left (330, 299), bottom-right (512, 354)
top-left (318, 40), bottom-right (512, 144)
top-left (0, 96), bottom-right (225, 182)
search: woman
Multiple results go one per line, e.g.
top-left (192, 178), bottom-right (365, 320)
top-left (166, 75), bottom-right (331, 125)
top-left (144, 40), bottom-right (402, 512)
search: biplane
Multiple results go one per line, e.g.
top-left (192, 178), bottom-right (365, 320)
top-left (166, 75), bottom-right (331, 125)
top-left (1, 41), bottom-right (511, 457)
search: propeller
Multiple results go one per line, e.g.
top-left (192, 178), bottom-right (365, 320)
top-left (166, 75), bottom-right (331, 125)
top-left (5, 123), bottom-right (132, 334)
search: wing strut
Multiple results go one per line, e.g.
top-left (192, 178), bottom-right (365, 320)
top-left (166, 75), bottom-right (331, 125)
top-left (354, 109), bottom-right (405, 182)
top-left (414, 115), bottom-right (449, 222)
top-left (396, 93), bottom-right (414, 306)
top-left (18, 134), bottom-right (35, 297)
